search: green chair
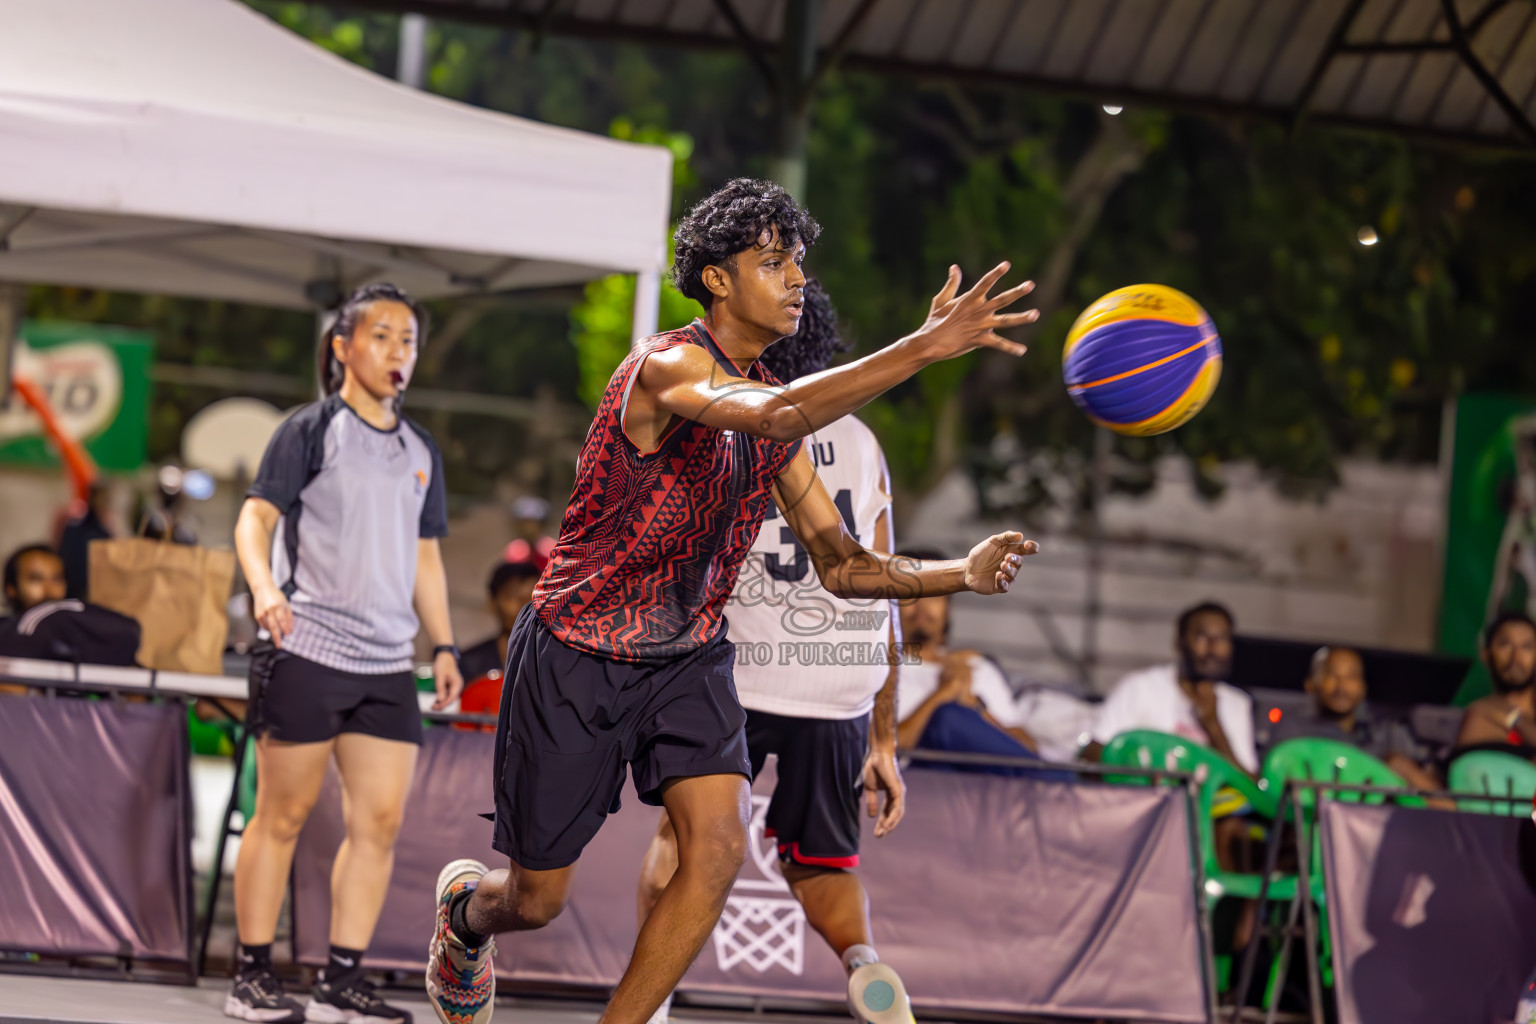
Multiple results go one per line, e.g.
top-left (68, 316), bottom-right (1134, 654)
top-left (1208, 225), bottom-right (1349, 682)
top-left (1448, 750), bottom-right (1536, 816)
top-left (1253, 738), bottom-right (1419, 1006)
top-left (1102, 730), bottom-right (1280, 896)
top-left (1262, 737), bottom-right (1420, 814)
top-left (187, 704), bottom-right (237, 757)
top-left (1102, 731), bottom-right (1288, 995)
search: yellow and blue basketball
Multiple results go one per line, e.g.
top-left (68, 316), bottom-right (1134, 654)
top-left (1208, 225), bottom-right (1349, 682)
top-left (1062, 284), bottom-right (1222, 436)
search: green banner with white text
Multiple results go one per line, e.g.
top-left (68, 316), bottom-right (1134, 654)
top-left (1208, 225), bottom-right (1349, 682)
top-left (0, 321), bottom-right (153, 472)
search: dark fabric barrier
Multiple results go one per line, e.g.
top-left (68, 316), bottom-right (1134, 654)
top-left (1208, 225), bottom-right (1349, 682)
top-left (0, 696), bottom-right (191, 963)
top-left (294, 726), bottom-right (1208, 1022)
top-left (1322, 801), bottom-right (1536, 1024)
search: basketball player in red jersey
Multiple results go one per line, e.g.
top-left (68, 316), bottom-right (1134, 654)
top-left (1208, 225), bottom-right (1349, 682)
top-left (425, 178), bottom-right (1039, 1024)
top-left (637, 279), bottom-right (915, 1024)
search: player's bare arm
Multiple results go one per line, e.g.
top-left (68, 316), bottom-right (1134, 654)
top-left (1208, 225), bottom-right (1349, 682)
top-left (770, 450), bottom-right (1038, 600)
top-left (628, 250), bottom-right (1037, 451)
top-left (864, 483), bottom-right (904, 838)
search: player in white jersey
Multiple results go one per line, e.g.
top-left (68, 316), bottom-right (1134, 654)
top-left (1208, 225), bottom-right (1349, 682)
top-left (636, 280), bottom-right (912, 1024)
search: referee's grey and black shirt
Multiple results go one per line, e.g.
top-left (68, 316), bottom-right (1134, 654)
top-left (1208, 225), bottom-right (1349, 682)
top-left (248, 394), bottom-right (448, 674)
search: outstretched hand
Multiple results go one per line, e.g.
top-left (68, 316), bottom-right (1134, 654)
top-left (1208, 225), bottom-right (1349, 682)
top-left (962, 531), bottom-right (1039, 595)
top-left (913, 262), bottom-right (1038, 362)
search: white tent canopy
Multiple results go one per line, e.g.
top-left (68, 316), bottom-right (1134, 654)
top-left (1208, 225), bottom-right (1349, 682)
top-left (0, 0), bottom-right (673, 311)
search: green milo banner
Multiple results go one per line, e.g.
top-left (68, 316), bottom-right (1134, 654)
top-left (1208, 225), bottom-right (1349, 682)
top-left (0, 321), bottom-right (153, 471)
top-left (1440, 393), bottom-right (1536, 703)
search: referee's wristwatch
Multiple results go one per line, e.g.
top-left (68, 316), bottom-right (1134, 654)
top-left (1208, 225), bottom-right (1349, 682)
top-left (433, 644), bottom-right (461, 662)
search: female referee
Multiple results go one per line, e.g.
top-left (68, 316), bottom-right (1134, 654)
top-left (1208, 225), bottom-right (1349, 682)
top-left (226, 283), bottom-right (463, 1024)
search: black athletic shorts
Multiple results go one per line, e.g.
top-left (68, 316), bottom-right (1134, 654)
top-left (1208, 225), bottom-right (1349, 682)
top-left (248, 644), bottom-right (423, 745)
top-left (492, 605), bottom-right (749, 871)
top-left (748, 708), bottom-right (869, 868)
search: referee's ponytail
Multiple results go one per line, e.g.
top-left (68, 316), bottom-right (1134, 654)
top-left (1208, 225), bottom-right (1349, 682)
top-left (318, 283), bottom-right (430, 397)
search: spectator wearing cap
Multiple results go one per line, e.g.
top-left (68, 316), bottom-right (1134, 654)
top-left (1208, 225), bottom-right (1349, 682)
top-left (460, 552), bottom-right (543, 682)
top-left (1270, 645), bottom-right (1440, 790)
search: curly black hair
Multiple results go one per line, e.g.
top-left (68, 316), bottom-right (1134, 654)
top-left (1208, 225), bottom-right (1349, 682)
top-left (757, 277), bottom-right (849, 383)
top-left (672, 178), bottom-right (821, 308)
top-left (317, 282), bottom-right (428, 396)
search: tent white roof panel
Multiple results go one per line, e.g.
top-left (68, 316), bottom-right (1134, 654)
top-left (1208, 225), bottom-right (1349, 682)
top-left (0, 0), bottom-right (674, 308)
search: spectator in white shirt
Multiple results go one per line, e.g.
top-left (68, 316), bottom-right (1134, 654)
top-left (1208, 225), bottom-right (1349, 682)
top-left (1087, 601), bottom-right (1258, 774)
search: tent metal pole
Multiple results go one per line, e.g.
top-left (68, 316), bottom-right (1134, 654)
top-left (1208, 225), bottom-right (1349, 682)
top-left (0, 281), bottom-right (22, 411)
top-left (398, 13), bottom-right (428, 89)
top-left (631, 268), bottom-right (661, 346)
top-left (1081, 425), bottom-right (1112, 689)
top-left (768, 0), bottom-right (821, 198)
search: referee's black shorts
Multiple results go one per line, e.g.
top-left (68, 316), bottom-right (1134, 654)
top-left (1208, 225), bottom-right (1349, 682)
top-left (748, 708), bottom-right (869, 868)
top-left (247, 644), bottom-right (422, 746)
top-left (491, 606), bottom-right (750, 871)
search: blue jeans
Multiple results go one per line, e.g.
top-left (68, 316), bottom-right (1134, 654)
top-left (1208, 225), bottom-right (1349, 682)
top-left (917, 703), bottom-right (1074, 781)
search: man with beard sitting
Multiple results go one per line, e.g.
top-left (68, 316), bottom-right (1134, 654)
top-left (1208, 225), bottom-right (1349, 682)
top-left (1454, 610), bottom-right (1536, 760)
top-left (1086, 601), bottom-right (1258, 775)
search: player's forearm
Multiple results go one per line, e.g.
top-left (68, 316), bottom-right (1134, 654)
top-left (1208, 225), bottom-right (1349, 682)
top-left (822, 549), bottom-right (967, 601)
top-left (757, 338), bottom-right (930, 442)
top-left (234, 500), bottom-right (279, 595)
top-left (414, 541), bottom-right (456, 648)
top-left (871, 621), bottom-right (899, 752)
top-left (878, 672), bottom-right (897, 752)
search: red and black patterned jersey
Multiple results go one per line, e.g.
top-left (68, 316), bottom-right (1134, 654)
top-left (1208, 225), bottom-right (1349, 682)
top-left (533, 319), bottom-right (804, 662)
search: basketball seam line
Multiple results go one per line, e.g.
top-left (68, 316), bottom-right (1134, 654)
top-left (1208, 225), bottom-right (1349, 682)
top-left (1083, 357), bottom-right (1219, 433)
top-left (1066, 335), bottom-right (1213, 391)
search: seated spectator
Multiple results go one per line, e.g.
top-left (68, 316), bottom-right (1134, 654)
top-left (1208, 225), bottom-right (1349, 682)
top-left (460, 553), bottom-right (543, 683)
top-left (3, 544), bottom-right (67, 624)
top-left (456, 551), bottom-right (545, 732)
top-left (1454, 610), bottom-right (1536, 759)
top-left (1088, 601), bottom-right (1258, 774)
top-left (893, 548), bottom-right (1051, 772)
top-left (0, 544), bottom-right (66, 695)
top-left (0, 543), bottom-right (140, 681)
top-left (1272, 645), bottom-right (1441, 790)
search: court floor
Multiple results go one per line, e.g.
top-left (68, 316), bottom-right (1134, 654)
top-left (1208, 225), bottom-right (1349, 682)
top-left (0, 976), bottom-right (862, 1024)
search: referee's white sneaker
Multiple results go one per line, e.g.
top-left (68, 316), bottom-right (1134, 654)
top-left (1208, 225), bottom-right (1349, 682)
top-left (848, 962), bottom-right (915, 1024)
top-left (425, 859), bottom-right (496, 1024)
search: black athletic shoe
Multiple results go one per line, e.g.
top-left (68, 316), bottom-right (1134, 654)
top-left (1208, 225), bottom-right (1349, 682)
top-left (224, 968), bottom-right (306, 1023)
top-left (306, 977), bottom-right (414, 1024)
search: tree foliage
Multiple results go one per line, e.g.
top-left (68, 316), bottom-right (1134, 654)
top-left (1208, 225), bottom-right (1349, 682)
top-left (28, 2), bottom-right (1536, 517)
